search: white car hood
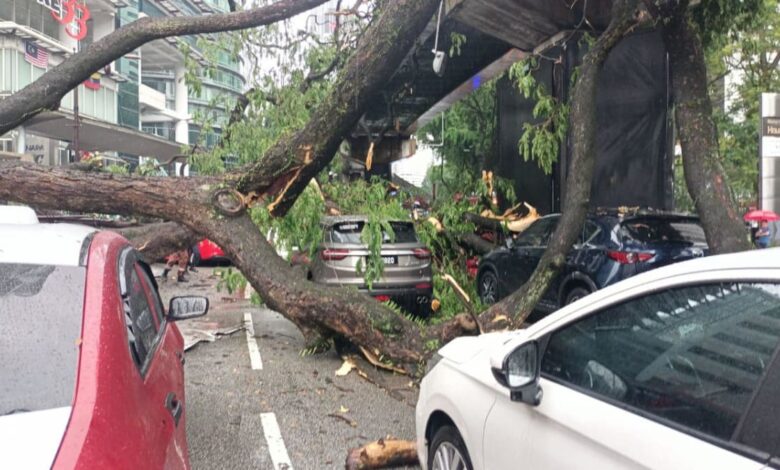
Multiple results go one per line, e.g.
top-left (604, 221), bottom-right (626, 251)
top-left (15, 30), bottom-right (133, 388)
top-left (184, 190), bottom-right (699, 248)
top-left (0, 407), bottom-right (72, 469)
top-left (439, 330), bottom-right (528, 364)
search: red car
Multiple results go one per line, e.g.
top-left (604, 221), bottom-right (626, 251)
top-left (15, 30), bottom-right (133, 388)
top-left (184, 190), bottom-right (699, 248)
top-left (0, 207), bottom-right (207, 469)
top-left (192, 239), bottom-right (228, 265)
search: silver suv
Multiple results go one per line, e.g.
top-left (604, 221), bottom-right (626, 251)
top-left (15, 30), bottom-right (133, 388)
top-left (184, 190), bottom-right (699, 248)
top-left (309, 216), bottom-right (433, 317)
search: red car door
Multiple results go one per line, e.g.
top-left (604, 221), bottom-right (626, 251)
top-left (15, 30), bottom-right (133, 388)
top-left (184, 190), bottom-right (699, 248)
top-left (134, 261), bottom-right (190, 468)
top-left (54, 238), bottom-right (189, 469)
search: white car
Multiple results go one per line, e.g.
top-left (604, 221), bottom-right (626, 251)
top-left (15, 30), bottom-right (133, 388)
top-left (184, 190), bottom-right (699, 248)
top-left (416, 248), bottom-right (780, 470)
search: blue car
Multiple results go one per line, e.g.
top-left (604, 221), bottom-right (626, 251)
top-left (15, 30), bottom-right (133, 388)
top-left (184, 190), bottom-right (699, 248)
top-left (477, 211), bottom-right (708, 313)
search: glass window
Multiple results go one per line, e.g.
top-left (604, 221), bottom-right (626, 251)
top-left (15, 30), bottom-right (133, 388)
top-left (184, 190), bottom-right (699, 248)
top-left (542, 282), bottom-right (780, 442)
top-left (581, 221), bottom-right (601, 245)
top-left (123, 263), bottom-right (161, 368)
top-left (43, 9), bottom-right (59, 39)
top-left (1, 264), bottom-right (86, 414)
top-left (621, 217), bottom-right (706, 245)
top-left (515, 217), bottom-right (557, 247)
top-left (16, 0), bottom-right (30, 28)
top-left (328, 221), bottom-right (419, 244)
top-left (135, 263), bottom-right (164, 325)
top-left (0, 0), bottom-right (13, 21)
top-left (17, 54), bottom-right (31, 88)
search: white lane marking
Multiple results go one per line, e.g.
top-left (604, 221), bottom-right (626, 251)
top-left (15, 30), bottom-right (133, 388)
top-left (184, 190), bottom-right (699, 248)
top-left (244, 312), bottom-right (263, 370)
top-left (260, 412), bottom-right (293, 470)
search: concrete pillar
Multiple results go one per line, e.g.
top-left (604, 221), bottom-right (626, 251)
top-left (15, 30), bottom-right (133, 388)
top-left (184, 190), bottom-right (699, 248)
top-left (16, 126), bottom-right (26, 155)
top-left (174, 65), bottom-right (189, 145)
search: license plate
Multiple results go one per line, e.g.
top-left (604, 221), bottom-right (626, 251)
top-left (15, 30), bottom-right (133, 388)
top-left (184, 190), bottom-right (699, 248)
top-left (382, 256), bottom-right (397, 265)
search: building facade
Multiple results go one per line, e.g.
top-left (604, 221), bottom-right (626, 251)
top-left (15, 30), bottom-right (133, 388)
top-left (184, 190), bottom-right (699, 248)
top-left (0, 0), bottom-right (245, 166)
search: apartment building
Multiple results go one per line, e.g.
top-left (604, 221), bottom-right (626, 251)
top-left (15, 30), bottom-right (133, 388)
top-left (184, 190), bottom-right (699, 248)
top-left (0, 0), bottom-right (245, 167)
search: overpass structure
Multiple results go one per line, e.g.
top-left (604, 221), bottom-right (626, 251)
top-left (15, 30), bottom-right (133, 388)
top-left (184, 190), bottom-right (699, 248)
top-left (348, 0), bottom-right (613, 169)
top-left (352, 0), bottom-right (675, 213)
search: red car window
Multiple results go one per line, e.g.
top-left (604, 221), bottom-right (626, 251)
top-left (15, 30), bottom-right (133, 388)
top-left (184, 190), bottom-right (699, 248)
top-left (134, 263), bottom-right (164, 329)
top-left (124, 268), bottom-right (160, 369)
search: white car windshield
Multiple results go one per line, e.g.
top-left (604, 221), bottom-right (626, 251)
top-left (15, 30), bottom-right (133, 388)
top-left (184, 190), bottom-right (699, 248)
top-left (0, 264), bottom-right (85, 415)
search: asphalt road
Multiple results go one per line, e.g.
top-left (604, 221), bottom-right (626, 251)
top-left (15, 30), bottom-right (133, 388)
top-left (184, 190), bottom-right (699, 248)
top-left (157, 267), bottom-right (420, 469)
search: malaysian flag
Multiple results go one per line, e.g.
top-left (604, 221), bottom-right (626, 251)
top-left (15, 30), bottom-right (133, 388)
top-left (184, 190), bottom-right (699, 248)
top-left (24, 41), bottom-right (49, 68)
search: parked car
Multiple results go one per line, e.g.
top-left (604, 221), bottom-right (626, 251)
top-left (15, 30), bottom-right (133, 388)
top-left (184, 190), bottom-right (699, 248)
top-left (417, 247), bottom-right (780, 470)
top-left (191, 238), bottom-right (228, 266)
top-left (309, 216), bottom-right (433, 317)
top-left (0, 206), bottom-right (208, 469)
top-left (477, 211), bottom-right (708, 312)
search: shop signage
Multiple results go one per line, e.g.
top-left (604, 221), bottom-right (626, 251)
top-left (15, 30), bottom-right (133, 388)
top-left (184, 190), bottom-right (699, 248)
top-left (36, 0), bottom-right (90, 41)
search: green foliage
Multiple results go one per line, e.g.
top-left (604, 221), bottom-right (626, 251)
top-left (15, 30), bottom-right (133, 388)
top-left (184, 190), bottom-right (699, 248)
top-left (509, 58), bottom-right (569, 174)
top-left (215, 267), bottom-right (247, 295)
top-left (700, 0), bottom-right (779, 210)
top-left (691, 0), bottom-right (765, 49)
top-left (449, 32), bottom-right (467, 57)
top-left (104, 164), bottom-right (129, 175)
top-left (418, 79), bottom-right (497, 199)
top-left (135, 159), bottom-right (164, 176)
top-left (250, 183), bottom-right (326, 259)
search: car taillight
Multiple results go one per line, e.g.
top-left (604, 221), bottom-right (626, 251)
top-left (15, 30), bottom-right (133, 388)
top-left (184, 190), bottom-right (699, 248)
top-left (607, 250), bottom-right (654, 264)
top-left (320, 248), bottom-right (349, 261)
top-left (413, 248), bottom-right (431, 259)
top-left (374, 295), bottom-right (391, 302)
top-left (415, 282), bottom-right (432, 290)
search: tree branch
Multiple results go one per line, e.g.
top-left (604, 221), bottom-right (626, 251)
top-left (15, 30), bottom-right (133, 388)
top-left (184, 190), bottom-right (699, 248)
top-left (230, 0), bottom-right (441, 214)
top-left (0, 0), bottom-right (329, 136)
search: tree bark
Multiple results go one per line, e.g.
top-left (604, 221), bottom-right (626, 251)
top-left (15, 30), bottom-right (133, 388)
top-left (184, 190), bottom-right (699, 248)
top-left (662, 2), bottom-right (751, 254)
top-left (345, 439), bottom-right (418, 470)
top-left (0, 0), bottom-right (328, 136)
top-left (118, 222), bottom-right (200, 263)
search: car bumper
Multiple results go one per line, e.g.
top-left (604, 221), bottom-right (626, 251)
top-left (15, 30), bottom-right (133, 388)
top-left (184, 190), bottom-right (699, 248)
top-left (360, 286), bottom-right (433, 317)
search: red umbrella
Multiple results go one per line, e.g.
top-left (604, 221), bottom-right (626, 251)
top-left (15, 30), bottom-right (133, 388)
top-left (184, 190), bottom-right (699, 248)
top-left (743, 209), bottom-right (780, 222)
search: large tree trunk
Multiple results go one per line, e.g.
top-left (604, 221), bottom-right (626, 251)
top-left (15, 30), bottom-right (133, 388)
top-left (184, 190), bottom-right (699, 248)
top-left (663, 2), bottom-right (751, 254)
top-left (118, 222), bottom-right (200, 262)
top-left (0, 0), bottom-right (328, 137)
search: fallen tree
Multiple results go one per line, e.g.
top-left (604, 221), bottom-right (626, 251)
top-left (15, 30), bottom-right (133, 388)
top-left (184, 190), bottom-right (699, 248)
top-left (0, 0), bottom-right (643, 375)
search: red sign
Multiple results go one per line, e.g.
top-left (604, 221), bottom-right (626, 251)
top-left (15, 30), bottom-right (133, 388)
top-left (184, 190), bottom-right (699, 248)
top-left (37, 0), bottom-right (90, 41)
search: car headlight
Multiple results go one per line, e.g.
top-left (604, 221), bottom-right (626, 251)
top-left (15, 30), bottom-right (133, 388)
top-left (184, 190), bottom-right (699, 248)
top-left (425, 352), bottom-right (444, 376)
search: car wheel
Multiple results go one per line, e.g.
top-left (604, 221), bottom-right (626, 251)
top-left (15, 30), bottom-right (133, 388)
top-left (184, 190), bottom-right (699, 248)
top-left (565, 286), bottom-right (590, 305)
top-left (428, 425), bottom-right (473, 470)
top-left (478, 270), bottom-right (499, 304)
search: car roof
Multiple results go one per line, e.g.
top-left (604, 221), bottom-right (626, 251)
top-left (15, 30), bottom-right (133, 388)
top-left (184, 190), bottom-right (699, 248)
top-left (0, 222), bottom-right (96, 267)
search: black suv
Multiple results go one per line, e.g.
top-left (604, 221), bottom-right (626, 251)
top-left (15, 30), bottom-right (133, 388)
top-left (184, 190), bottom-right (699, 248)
top-left (477, 212), bottom-right (708, 313)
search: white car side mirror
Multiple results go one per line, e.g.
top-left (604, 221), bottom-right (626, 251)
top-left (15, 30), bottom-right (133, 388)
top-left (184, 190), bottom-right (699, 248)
top-left (491, 341), bottom-right (543, 406)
